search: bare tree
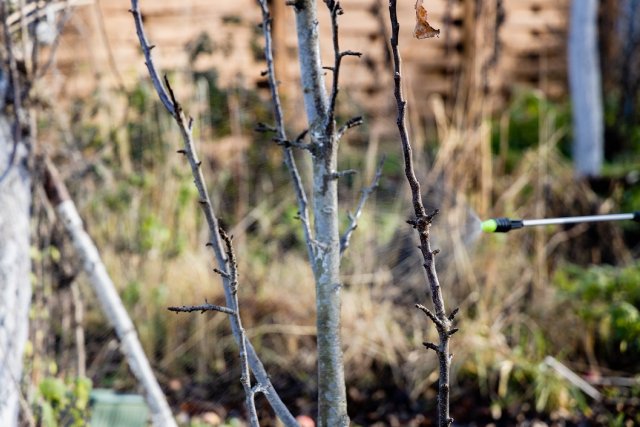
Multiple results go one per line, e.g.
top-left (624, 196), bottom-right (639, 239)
top-left (131, 0), bottom-right (383, 425)
top-left (289, 1), bottom-right (361, 424)
top-left (259, 1), bottom-right (379, 424)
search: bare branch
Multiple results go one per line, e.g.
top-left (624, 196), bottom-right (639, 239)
top-left (340, 50), bottom-right (362, 58)
top-left (217, 227), bottom-right (259, 427)
top-left (294, 128), bottom-right (309, 142)
top-left (130, 3), bottom-right (297, 425)
top-left (129, 1), bottom-right (174, 115)
top-left (168, 303), bottom-right (236, 316)
top-left (43, 159), bottom-right (176, 426)
top-left (273, 137), bottom-right (314, 152)
top-left (254, 122), bottom-right (277, 133)
top-left (416, 304), bottom-right (444, 330)
top-left (340, 156), bottom-right (384, 254)
top-left (389, 2), bottom-right (453, 426)
top-left (256, 0), bottom-right (316, 266)
top-left (336, 115), bottom-right (364, 140)
top-left (219, 228), bottom-right (238, 293)
top-left (329, 169), bottom-right (357, 180)
top-left (423, 342), bottom-right (440, 353)
top-left (325, 0), bottom-right (361, 133)
top-left (213, 267), bottom-right (231, 280)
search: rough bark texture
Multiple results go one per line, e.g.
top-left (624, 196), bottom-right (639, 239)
top-left (0, 116), bottom-right (31, 427)
top-left (569, 0), bottom-right (603, 178)
top-left (293, 1), bottom-right (349, 425)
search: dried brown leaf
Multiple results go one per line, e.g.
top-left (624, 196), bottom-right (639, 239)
top-left (414, 0), bottom-right (440, 39)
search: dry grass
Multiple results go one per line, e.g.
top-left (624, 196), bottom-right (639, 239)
top-left (31, 68), bottom-right (636, 424)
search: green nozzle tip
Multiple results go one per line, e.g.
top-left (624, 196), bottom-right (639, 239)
top-left (481, 219), bottom-right (498, 233)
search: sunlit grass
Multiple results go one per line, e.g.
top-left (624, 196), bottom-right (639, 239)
top-left (33, 71), bottom-right (640, 424)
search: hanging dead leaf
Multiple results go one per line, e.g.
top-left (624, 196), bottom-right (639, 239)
top-left (414, 0), bottom-right (440, 39)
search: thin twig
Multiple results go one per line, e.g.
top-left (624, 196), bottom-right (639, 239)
top-left (34, 3), bottom-right (74, 80)
top-left (340, 156), bottom-right (385, 254)
top-left (324, 0), bottom-right (361, 133)
top-left (329, 169), bottom-right (357, 180)
top-left (544, 356), bottom-right (603, 401)
top-left (256, 0), bottom-right (316, 267)
top-left (388, 2), bottom-right (454, 426)
top-left (273, 136), bottom-right (314, 152)
top-left (416, 303), bottom-right (445, 329)
top-left (336, 115), bottom-right (363, 140)
top-left (93, 0), bottom-right (126, 90)
top-left (129, 3), bottom-right (298, 425)
top-left (218, 228), bottom-right (259, 427)
top-left (168, 303), bottom-right (236, 316)
top-left (254, 122), bottom-right (277, 133)
top-left (129, 1), bottom-right (174, 115)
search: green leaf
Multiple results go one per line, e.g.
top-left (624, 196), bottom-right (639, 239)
top-left (39, 377), bottom-right (66, 406)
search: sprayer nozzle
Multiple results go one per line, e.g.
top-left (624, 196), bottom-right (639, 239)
top-left (481, 219), bottom-right (498, 233)
top-left (481, 218), bottom-right (524, 233)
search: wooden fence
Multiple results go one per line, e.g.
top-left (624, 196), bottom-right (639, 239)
top-left (50, 0), bottom-right (570, 132)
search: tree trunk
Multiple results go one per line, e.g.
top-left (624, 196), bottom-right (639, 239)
top-left (0, 115), bottom-right (32, 427)
top-left (569, 0), bottom-right (604, 178)
top-left (293, 1), bottom-right (349, 425)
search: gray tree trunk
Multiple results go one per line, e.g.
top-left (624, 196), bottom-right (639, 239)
top-left (293, 1), bottom-right (349, 425)
top-left (569, 0), bottom-right (604, 178)
top-left (0, 116), bottom-right (32, 426)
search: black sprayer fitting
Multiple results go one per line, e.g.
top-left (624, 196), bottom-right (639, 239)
top-left (493, 218), bottom-right (524, 233)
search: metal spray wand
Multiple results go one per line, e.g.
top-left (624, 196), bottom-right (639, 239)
top-left (481, 211), bottom-right (640, 233)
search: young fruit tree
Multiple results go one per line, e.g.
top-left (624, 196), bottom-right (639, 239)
top-left (130, 0), bottom-right (454, 425)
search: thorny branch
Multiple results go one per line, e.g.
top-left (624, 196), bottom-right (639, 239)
top-left (256, 0), bottom-right (316, 267)
top-left (219, 228), bottom-right (259, 427)
top-left (388, 1), bottom-right (456, 426)
top-left (340, 156), bottom-right (385, 254)
top-left (129, 2), bottom-right (298, 425)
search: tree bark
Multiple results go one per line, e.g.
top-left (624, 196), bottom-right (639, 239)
top-left (293, 1), bottom-right (349, 425)
top-left (0, 115), bottom-right (32, 427)
top-left (569, 0), bottom-right (604, 178)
